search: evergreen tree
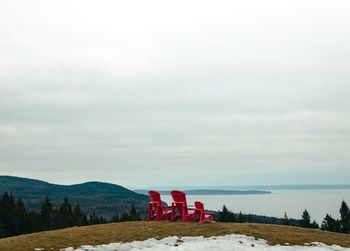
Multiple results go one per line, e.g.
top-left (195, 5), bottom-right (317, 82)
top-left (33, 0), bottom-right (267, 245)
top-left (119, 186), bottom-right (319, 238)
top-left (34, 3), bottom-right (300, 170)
top-left (25, 210), bottom-right (42, 233)
top-left (99, 217), bottom-right (107, 224)
top-left (301, 209), bottom-right (311, 228)
top-left (129, 204), bottom-right (141, 221)
top-left (119, 212), bottom-right (130, 222)
top-left (15, 199), bottom-right (26, 234)
top-left (73, 202), bottom-right (85, 226)
top-left (238, 211), bottom-right (246, 223)
top-left (322, 214), bottom-right (335, 231)
top-left (89, 211), bottom-right (100, 225)
top-left (310, 220), bottom-right (319, 229)
top-left (218, 205), bottom-right (236, 222)
top-left (82, 214), bottom-right (88, 226)
top-left (339, 200), bottom-right (350, 233)
top-left (283, 212), bottom-right (290, 225)
top-left (53, 197), bottom-right (73, 229)
top-left (40, 197), bottom-right (53, 230)
top-left (348, 210), bottom-right (350, 232)
top-left (111, 212), bottom-right (120, 222)
top-left (220, 205), bottom-right (229, 219)
top-left (321, 214), bottom-right (341, 233)
top-left (247, 214), bottom-right (253, 223)
top-left (0, 217), bottom-right (6, 238)
top-left (0, 192), bottom-right (16, 235)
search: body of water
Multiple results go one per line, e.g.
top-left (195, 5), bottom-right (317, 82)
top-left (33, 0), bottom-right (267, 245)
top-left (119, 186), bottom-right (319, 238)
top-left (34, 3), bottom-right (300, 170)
top-left (162, 189), bottom-right (350, 224)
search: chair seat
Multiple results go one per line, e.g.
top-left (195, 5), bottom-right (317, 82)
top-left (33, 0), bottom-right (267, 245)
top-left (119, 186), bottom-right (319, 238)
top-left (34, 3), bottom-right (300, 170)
top-left (162, 208), bottom-right (172, 214)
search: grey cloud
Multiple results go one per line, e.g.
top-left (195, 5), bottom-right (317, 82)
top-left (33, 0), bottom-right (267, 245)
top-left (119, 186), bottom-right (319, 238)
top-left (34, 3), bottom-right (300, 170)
top-left (1, 0), bottom-right (350, 186)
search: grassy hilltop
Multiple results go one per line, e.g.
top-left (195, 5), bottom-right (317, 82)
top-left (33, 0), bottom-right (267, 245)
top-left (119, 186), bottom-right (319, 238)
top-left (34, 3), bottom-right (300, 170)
top-left (0, 222), bottom-right (349, 251)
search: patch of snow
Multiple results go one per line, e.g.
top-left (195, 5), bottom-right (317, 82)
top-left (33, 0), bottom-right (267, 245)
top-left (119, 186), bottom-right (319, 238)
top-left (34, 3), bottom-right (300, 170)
top-left (60, 234), bottom-right (350, 251)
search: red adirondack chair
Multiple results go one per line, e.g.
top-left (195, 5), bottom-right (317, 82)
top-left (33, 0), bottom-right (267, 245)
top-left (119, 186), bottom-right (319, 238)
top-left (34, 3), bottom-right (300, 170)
top-left (148, 190), bottom-right (172, 221)
top-left (194, 201), bottom-right (213, 223)
top-left (170, 190), bottom-right (197, 222)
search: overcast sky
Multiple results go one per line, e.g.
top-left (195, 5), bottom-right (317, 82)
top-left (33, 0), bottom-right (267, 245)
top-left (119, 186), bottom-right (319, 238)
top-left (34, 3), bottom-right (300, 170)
top-left (0, 0), bottom-right (349, 187)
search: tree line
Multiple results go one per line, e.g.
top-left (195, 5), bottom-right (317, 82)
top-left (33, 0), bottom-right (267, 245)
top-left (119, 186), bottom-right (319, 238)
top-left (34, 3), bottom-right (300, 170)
top-left (0, 192), bottom-right (141, 238)
top-left (217, 200), bottom-right (350, 234)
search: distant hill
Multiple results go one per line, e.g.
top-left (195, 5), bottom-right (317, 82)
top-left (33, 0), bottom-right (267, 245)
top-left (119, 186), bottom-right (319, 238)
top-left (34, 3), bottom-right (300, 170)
top-left (0, 176), bottom-right (149, 219)
top-left (134, 189), bottom-right (271, 195)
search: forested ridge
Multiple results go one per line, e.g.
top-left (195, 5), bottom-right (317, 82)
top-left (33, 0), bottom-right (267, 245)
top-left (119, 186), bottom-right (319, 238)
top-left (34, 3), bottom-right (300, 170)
top-left (0, 176), bottom-right (148, 218)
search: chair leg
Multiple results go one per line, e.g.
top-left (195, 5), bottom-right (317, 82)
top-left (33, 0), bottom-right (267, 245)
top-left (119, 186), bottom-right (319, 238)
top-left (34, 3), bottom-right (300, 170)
top-left (148, 204), bottom-right (152, 221)
top-left (183, 213), bottom-right (196, 222)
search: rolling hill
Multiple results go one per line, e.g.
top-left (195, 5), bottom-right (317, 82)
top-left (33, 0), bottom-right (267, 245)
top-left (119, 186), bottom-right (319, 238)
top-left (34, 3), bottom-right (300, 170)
top-left (0, 176), bottom-right (149, 218)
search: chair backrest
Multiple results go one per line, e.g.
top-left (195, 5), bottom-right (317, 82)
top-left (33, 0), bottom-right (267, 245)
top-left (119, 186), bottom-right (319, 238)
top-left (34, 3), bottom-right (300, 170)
top-left (194, 201), bottom-right (204, 211)
top-left (148, 190), bottom-right (161, 205)
top-left (195, 201), bottom-right (210, 222)
top-left (170, 190), bottom-right (187, 205)
top-left (171, 190), bottom-right (188, 214)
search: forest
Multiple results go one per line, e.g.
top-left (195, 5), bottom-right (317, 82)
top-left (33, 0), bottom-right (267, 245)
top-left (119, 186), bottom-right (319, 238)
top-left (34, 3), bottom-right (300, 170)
top-left (0, 192), bottom-right (140, 238)
top-left (217, 201), bottom-right (350, 234)
top-left (1, 192), bottom-right (349, 239)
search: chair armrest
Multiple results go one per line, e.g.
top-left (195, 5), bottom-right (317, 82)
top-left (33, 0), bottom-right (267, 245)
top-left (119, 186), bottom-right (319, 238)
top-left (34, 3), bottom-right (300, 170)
top-left (161, 205), bottom-right (172, 208)
top-left (194, 208), bottom-right (214, 215)
top-left (172, 202), bottom-right (185, 205)
top-left (204, 211), bottom-right (214, 215)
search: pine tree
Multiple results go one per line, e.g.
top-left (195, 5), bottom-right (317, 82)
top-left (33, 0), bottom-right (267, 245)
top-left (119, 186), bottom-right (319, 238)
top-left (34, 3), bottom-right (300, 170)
top-left (0, 192), bottom-right (17, 235)
top-left (283, 212), bottom-right (290, 225)
top-left (301, 209), bottom-right (311, 228)
top-left (311, 220), bottom-right (319, 229)
top-left (339, 200), bottom-right (350, 233)
top-left (218, 205), bottom-right (236, 222)
top-left (89, 211), bottom-right (99, 225)
top-left (0, 217), bottom-right (6, 238)
top-left (129, 204), bottom-right (141, 221)
top-left (53, 197), bottom-right (73, 228)
top-left (40, 197), bottom-right (53, 230)
top-left (321, 214), bottom-right (341, 232)
top-left (82, 214), bottom-right (88, 225)
top-left (15, 199), bottom-right (26, 234)
top-left (322, 214), bottom-right (332, 231)
top-left (99, 216), bottom-right (107, 224)
top-left (238, 211), bottom-right (246, 223)
top-left (73, 202), bottom-right (85, 226)
top-left (348, 209), bottom-right (350, 232)
top-left (247, 214), bottom-right (253, 223)
top-left (119, 212), bottom-right (129, 222)
top-left (25, 210), bottom-right (42, 233)
top-left (112, 212), bottom-right (120, 222)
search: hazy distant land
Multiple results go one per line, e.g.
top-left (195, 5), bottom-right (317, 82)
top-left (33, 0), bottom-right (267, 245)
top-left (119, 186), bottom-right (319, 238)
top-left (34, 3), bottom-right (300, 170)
top-left (138, 184), bottom-right (350, 191)
top-left (134, 189), bottom-right (271, 195)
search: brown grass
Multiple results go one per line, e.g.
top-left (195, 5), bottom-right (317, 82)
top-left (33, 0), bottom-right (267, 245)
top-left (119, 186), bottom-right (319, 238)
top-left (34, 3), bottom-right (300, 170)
top-left (0, 222), bottom-right (349, 251)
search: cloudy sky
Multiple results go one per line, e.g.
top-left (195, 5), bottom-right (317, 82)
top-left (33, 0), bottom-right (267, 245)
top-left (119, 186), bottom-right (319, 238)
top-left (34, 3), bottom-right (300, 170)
top-left (0, 0), bottom-right (349, 187)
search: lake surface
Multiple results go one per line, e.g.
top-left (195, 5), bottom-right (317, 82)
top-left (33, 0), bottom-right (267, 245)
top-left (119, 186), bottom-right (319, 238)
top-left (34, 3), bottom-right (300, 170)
top-left (162, 189), bottom-right (350, 224)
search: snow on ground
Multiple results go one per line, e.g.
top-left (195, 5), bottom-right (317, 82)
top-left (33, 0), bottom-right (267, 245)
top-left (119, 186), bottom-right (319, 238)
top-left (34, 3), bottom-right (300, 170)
top-left (60, 234), bottom-right (350, 251)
